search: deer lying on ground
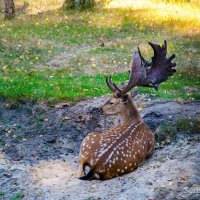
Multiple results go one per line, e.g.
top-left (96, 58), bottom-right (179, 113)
top-left (78, 41), bottom-right (176, 180)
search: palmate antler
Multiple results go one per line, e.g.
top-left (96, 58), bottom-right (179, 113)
top-left (106, 40), bottom-right (176, 96)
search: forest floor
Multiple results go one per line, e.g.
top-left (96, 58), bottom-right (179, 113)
top-left (0, 96), bottom-right (199, 200)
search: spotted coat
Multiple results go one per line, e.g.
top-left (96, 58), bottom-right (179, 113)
top-left (79, 120), bottom-right (155, 179)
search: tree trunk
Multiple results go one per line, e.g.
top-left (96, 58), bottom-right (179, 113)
top-left (63, 0), bottom-right (95, 9)
top-left (62, 0), bottom-right (74, 9)
top-left (79, 0), bottom-right (95, 8)
top-left (4, 0), bottom-right (15, 20)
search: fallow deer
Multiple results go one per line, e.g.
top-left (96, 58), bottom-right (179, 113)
top-left (78, 41), bottom-right (176, 180)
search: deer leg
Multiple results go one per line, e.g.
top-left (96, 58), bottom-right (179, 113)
top-left (77, 164), bottom-right (84, 177)
top-left (146, 148), bottom-right (154, 158)
top-left (138, 160), bottom-right (145, 167)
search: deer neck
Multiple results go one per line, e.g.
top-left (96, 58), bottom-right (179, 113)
top-left (120, 99), bottom-right (142, 124)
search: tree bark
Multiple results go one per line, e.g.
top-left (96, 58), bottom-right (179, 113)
top-left (63, 0), bottom-right (95, 9)
top-left (62, 0), bottom-right (74, 9)
top-left (4, 0), bottom-right (15, 20)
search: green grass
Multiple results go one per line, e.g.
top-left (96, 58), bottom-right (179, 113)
top-left (0, 191), bottom-right (24, 200)
top-left (0, 66), bottom-right (199, 103)
top-left (155, 122), bottom-right (177, 143)
top-left (0, 0), bottom-right (199, 103)
top-left (10, 192), bottom-right (24, 200)
top-left (176, 118), bottom-right (200, 133)
top-left (155, 118), bottom-right (200, 144)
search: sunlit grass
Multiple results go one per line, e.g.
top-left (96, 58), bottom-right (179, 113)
top-left (15, 0), bottom-right (64, 14)
top-left (106, 0), bottom-right (200, 35)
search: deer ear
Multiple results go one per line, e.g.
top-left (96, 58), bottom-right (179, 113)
top-left (121, 94), bottom-right (129, 103)
top-left (131, 90), bottom-right (140, 98)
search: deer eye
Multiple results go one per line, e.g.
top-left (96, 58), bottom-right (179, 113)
top-left (108, 101), bottom-right (114, 105)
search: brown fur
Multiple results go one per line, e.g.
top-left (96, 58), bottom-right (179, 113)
top-left (78, 94), bottom-right (155, 180)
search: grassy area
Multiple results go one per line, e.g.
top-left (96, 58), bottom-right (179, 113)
top-left (10, 192), bottom-right (24, 200)
top-left (0, 67), bottom-right (199, 103)
top-left (0, 0), bottom-right (199, 103)
top-left (155, 118), bottom-right (200, 144)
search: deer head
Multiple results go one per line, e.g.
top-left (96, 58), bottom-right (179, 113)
top-left (101, 40), bottom-right (176, 122)
top-left (101, 93), bottom-right (130, 115)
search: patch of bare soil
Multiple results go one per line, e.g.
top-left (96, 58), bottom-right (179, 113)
top-left (0, 96), bottom-right (199, 200)
top-left (45, 43), bottom-right (129, 75)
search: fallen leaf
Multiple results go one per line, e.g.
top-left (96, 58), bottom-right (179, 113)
top-left (169, 181), bottom-right (173, 186)
top-left (62, 116), bottom-right (70, 120)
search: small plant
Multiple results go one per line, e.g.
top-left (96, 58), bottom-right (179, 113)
top-left (176, 119), bottom-right (191, 132)
top-left (155, 122), bottom-right (177, 143)
top-left (35, 115), bottom-right (44, 127)
top-left (43, 146), bottom-right (50, 153)
top-left (10, 192), bottom-right (24, 200)
top-left (0, 132), bottom-right (5, 146)
top-left (0, 191), bottom-right (3, 198)
top-left (86, 197), bottom-right (95, 200)
top-left (176, 118), bottom-right (200, 134)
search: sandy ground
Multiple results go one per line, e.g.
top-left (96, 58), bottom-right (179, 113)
top-left (0, 97), bottom-right (199, 200)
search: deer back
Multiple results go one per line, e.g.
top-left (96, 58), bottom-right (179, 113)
top-left (80, 120), bottom-right (154, 179)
